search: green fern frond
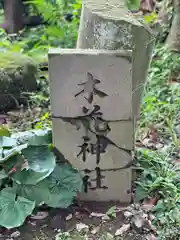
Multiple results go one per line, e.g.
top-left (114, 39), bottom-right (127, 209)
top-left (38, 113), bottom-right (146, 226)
top-left (27, 0), bottom-right (63, 24)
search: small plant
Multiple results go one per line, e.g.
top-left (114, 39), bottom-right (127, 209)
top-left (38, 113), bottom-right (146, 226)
top-left (0, 0), bottom-right (81, 58)
top-left (106, 206), bottom-right (117, 218)
top-left (55, 231), bottom-right (114, 240)
top-left (166, 118), bottom-right (180, 149)
top-left (157, 225), bottom-right (180, 240)
top-left (135, 148), bottom-right (180, 239)
top-left (139, 45), bottom-right (180, 130)
top-left (154, 197), bottom-right (180, 240)
top-left (135, 150), bottom-right (179, 201)
top-left (0, 126), bottom-right (82, 229)
top-left (56, 231), bottom-right (87, 240)
top-left (34, 112), bottom-right (52, 129)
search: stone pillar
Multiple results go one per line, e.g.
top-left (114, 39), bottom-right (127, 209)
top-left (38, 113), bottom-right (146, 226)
top-left (77, 0), bottom-right (155, 123)
top-left (49, 49), bottom-right (133, 202)
top-left (48, 0), bottom-right (155, 203)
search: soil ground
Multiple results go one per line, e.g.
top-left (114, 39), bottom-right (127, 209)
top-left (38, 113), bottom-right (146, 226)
top-left (0, 201), bottom-right (153, 240)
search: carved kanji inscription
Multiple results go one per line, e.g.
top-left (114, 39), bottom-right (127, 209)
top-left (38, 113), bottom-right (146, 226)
top-left (80, 168), bottom-right (132, 202)
top-left (83, 167), bottom-right (108, 192)
top-left (49, 49), bottom-right (132, 120)
top-left (52, 119), bottom-right (133, 171)
top-left (75, 72), bottom-right (108, 104)
top-left (49, 49), bottom-right (133, 202)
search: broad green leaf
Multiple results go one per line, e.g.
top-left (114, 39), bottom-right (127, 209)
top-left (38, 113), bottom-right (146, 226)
top-left (151, 200), bottom-right (164, 212)
top-left (0, 136), bottom-right (17, 148)
top-left (144, 12), bottom-right (157, 24)
top-left (3, 154), bottom-right (53, 184)
top-left (2, 154), bottom-right (25, 171)
top-left (135, 185), bottom-right (149, 201)
top-left (44, 186), bottom-right (76, 208)
top-left (11, 129), bottom-right (52, 146)
top-left (45, 26), bottom-right (64, 38)
top-left (22, 146), bottom-right (56, 173)
top-left (144, 15), bottom-right (152, 24)
top-left (47, 164), bottom-right (83, 193)
top-left (0, 148), bottom-right (2, 158)
top-left (15, 182), bottom-right (75, 207)
top-left (11, 169), bottom-right (53, 185)
top-left (0, 188), bottom-right (35, 229)
top-left (16, 164), bottom-right (83, 208)
top-left (0, 144), bottom-right (27, 163)
top-left (0, 170), bottom-right (7, 188)
top-left (0, 169), bottom-right (7, 180)
top-left (0, 127), bottom-right (10, 137)
top-left (14, 182), bottom-right (47, 206)
top-left (106, 206), bottom-right (117, 218)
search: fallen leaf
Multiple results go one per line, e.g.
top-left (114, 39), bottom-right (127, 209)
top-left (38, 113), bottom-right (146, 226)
top-left (146, 233), bottom-right (157, 240)
top-left (10, 231), bottom-right (21, 238)
top-left (150, 234), bottom-right (157, 240)
top-left (149, 213), bottom-right (155, 221)
top-left (30, 211), bottom-right (49, 220)
top-left (142, 213), bottom-right (148, 219)
top-left (102, 215), bottom-right (111, 221)
top-left (140, 0), bottom-right (155, 13)
top-left (90, 212), bottom-right (106, 218)
top-left (131, 216), bottom-right (149, 233)
top-left (168, 77), bottom-right (180, 84)
top-left (142, 138), bottom-right (155, 148)
top-left (155, 143), bottom-right (164, 149)
top-left (149, 126), bottom-right (158, 141)
top-left (135, 140), bottom-right (144, 147)
top-left (147, 220), bottom-right (157, 232)
top-left (0, 115), bottom-right (7, 124)
top-left (21, 160), bottom-right (29, 170)
top-left (8, 167), bottom-right (17, 175)
top-left (66, 214), bottom-right (73, 221)
top-left (142, 204), bottom-right (154, 212)
top-left (143, 197), bottom-right (158, 207)
top-left (76, 223), bottom-right (89, 232)
top-left (30, 221), bottom-right (36, 226)
top-left (90, 226), bottom-right (100, 235)
top-left (140, 125), bottom-right (161, 149)
top-left (75, 212), bottom-right (81, 220)
top-left (115, 224), bottom-right (130, 236)
top-left (123, 211), bottom-right (133, 218)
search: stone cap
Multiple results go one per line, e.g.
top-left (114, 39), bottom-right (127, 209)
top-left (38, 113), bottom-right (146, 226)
top-left (84, 0), bottom-right (154, 36)
top-left (48, 48), bottom-right (132, 58)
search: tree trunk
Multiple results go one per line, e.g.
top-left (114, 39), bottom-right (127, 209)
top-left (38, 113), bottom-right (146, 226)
top-left (2, 0), bottom-right (24, 33)
top-left (77, 0), bottom-right (155, 123)
top-left (166, 0), bottom-right (180, 51)
top-left (0, 0), bottom-right (47, 33)
top-left (159, 0), bottom-right (173, 25)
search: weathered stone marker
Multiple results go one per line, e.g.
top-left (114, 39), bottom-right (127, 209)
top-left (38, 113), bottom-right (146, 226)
top-left (49, 49), bottom-right (133, 202)
top-left (77, 0), bottom-right (155, 124)
top-left (48, 0), bottom-right (155, 203)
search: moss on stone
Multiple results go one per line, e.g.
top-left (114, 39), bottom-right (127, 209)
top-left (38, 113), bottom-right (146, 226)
top-left (0, 52), bottom-right (38, 92)
top-left (0, 52), bottom-right (38, 111)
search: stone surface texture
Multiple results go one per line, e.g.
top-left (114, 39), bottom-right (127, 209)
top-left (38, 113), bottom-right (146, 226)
top-left (0, 52), bottom-right (38, 111)
top-left (77, 0), bottom-right (155, 123)
top-left (49, 49), bottom-right (133, 203)
top-left (49, 49), bottom-right (132, 120)
top-left (79, 168), bottom-right (132, 202)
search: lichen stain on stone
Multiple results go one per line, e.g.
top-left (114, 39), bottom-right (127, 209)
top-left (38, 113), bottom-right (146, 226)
top-left (91, 19), bottom-right (134, 50)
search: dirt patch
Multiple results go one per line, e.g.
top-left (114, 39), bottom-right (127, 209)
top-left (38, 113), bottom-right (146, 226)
top-left (0, 202), bottom-right (156, 240)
